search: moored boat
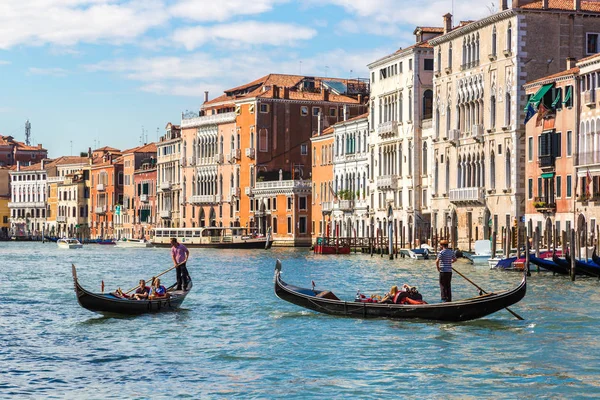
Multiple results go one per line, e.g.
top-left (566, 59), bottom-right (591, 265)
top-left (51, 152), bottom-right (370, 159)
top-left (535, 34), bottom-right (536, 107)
top-left (71, 264), bottom-right (192, 315)
top-left (57, 238), bottom-right (83, 249)
top-left (273, 260), bottom-right (526, 322)
top-left (115, 238), bottom-right (153, 248)
top-left (152, 227), bottom-right (270, 249)
top-left (313, 237), bottom-right (351, 254)
top-left (464, 240), bottom-right (492, 264)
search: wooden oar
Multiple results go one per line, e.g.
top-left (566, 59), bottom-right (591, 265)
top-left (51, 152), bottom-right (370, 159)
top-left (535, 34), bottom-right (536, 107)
top-left (124, 261), bottom-right (185, 295)
top-left (452, 266), bottom-right (524, 321)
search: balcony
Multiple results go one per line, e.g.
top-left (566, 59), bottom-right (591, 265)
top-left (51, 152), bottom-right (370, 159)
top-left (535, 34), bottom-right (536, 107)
top-left (584, 90), bottom-right (596, 108)
top-left (338, 200), bottom-right (354, 211)
top-left (8, 201), bottom-right (46, 208)
top-left (160, 210), bottom-right (171, 219)
top-left (47, 176), bottom-right (65, 184)
top-left (577, 151), bottom-right (600, 166)
top-left (56, 215), bottom-right (67, 223)
top-left (160, 181), bottom-right (172, 191)
top-left (244, 187), bottom-right (252, 195)
top-left (229, 187), bottom-right (240, 198)
top-left (187, 157), bottom-right (196, 166)
top-left (190, 195), bottom-right (216, 204)
top-left (447, 129), bottom-right (460, 143)
top-left (449, 187), bottom-right (485, 204)
top-left (377, 175), bottom-right (398, 190)
top-left (533, 197), bottom-right (556, 213)
top-left (538, 154), bottom-right (555, 170)
top-left (321, 201), bottom-right (333, 212)
top-left (96, 183), bottom-right (105, 191)
top-left (95, 205), bottom-right (107, 214)
top-left (245, 148), bottom-right (255, 159)
top-left (254, 180), bottom-right (312, 191)
top-left (472, 124), bottom-right (484, 141)
top-left (181, 111), bottom-right (236, 128)
top-left (140, 194), bottom-right (149, 203)
top-left (378, 121), bottom-right (398, 137)
top-left (214, 153), bottom-right (224, 164)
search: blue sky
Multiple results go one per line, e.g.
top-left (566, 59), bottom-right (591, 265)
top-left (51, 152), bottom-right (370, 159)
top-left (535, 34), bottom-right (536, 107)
top-left (0, 0), bottom-right (495, 157)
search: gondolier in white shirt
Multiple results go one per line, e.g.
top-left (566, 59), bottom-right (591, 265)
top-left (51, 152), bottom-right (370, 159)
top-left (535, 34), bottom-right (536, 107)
top-left (171, 238), bottom-right (190, 291)
top-left (436, 239), bottom-right (457, 302)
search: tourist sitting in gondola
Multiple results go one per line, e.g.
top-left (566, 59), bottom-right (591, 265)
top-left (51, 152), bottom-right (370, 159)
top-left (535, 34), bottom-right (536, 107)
top-left (379, 284), bottom-right (426, 305)
top-left (130, 279), bottom-right (150, 300)
top-left (148, 277), bottom-right (168, 299)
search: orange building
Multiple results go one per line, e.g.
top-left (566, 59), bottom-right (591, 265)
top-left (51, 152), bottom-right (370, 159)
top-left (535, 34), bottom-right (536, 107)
top-left (200, 74), bottom-right (368, 236)
top-left (524, 60), bottom-right (578, 239)
top-left (121, 143), bottom-right (157, 238)
top-left (90, 148), bottom-right (123, 239)
top-left (133, 156), bottom-right (157, 239)
top-left (310, 126), bottom-right (335, 241)
top-left (0, 135), bottom-right (47, 166)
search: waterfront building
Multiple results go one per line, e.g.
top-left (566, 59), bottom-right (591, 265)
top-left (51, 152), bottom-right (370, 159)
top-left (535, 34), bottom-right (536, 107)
top-left (310, 126), bottom-right (335, 240)
top-left (181, 101), bottom-right (236, 228)
top-left (575, 52), bottom-right (600, 236)
top-left (430, 1), bottom-right (600, 250)
top-left (524, 59), bottom-right (578, 241)
top-left (201, 74), bottom-right (368, 236)
top-left (328, 113), bottom-right (371, 238)
top-left (45, 156), bottom-right (91, 239)
top-left (156, 123), bottom-right (182, 228)
top-left (0, 167), bottom-right (10, 238)
top-left (8, 160), bottom-right (49, 239)
top-left (121, 143), bottom-right (157, 238)
top-left (90, 149), bottom-right (123, 239)
top-left (0, 135), bottom-right (47, 166)
top-left (368, 27), bottom-right (441, 246)
top-left (132, 156), bottom-right (157, 239)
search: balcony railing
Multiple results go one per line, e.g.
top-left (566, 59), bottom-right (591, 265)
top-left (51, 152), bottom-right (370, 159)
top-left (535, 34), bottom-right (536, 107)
top-left (214, 153), bottom-right (224, 164)
top-left (140, 194), bottom-right (149, 202)
top-left (160, 181), bottom-right (172, 191)
top-left (321, 202), bottom-right (333, 212)
top-left (95, 205), bottom-right (107, 214)
top-left (538, 154), bottom-right (555, 169)
top-left (254, 180), bottom-right (312, 191)
top-left (338, 200), bottom-right (354, 211)
top-left (449, 187), bottom-right (485, 204)
top-left (447, 129), bottom-right (460, 143)
top-left (584, 90), bottom-right (596, 107)
top-left (245, 148), bottom-right (255, 159)
top-left (181, 112), bottom-right (236, 128)
top-left (533, 197), bottom-right (556, 213)
top-left (377, 175), bottom-right (398, 190)
top-left (577, 151), bottom-right (600, 166)
top-left (56, 215), bottom-right (67, 223)
top-left (190, 195), bottom-right (216, 204)
top-left (378, 121), bottom-right (398, 137)
top-left (96, 183), bottom-right (105, 191)
top-left (47, 176), bottom-right (65, 184)
top-left (472, 124), bottom-right (484, 141)
top-left (160, 210), bottom-right (171, 219)
top-left (8, 201), bottom-right (46, 208)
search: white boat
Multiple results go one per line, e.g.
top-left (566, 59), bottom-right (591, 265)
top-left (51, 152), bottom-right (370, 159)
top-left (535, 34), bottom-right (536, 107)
top-left (151, 227), bottom-right (270, 249)
top-left (57, 238), bottom-right (83, 249)
top-left (115, 238), bottom-right (153, 248)
top-left (464, 240), bottom-right (492, 264)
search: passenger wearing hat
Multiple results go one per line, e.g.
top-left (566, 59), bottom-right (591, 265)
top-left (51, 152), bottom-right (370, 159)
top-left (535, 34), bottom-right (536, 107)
top-left (436, 239), bottom-right (456, 302)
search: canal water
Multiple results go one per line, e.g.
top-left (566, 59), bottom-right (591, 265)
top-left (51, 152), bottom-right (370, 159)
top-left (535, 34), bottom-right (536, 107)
top-left (1, 242), bottom-right (600, 398)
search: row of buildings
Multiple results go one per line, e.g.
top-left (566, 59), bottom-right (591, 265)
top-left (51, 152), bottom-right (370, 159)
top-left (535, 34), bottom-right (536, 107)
top-left (3, 0), bottom-right (600, 249)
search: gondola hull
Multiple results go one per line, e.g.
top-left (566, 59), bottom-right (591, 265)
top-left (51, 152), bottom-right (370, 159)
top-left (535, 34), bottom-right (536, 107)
top-left (528, 255), bottom-right (569, 275)
top-left (72, 265), bottom-right (192, 315)
top-left (273, 260), bottom-right (526, 322)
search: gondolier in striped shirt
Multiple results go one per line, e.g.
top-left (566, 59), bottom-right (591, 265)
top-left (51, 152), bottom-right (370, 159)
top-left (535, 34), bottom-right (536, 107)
top-left (436, 239), bottom-right (457, 302)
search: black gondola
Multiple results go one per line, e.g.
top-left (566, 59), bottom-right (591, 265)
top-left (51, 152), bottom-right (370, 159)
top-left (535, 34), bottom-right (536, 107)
top-left (72, 265), bottom-right (192, 315)
top-left (592, 248), bottom-right (600, 267)
top-left (563, 253), bottom-right (600, 277)
top-left (273, 260), bottom-right (526, 322)
top-left (527, 254), bottom-right (569, 275)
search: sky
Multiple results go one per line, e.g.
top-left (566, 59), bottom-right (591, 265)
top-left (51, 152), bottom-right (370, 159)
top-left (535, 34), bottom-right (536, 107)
top-left (0, 0), bottom-right (500, 157)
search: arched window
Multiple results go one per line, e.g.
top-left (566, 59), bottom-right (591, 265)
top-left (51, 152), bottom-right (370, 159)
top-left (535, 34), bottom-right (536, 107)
top-left (422, 90), bottom-right (433, 120)
top-left (408, 90), bottom-right (413, 119)
top-left (437, 50), bottom-right (441, 72)
top-left (490, 95), bottom-right (496, 128)
top-left (506, 23), bottom-right (512, 53)
top-left (505, 92), bottom-right (512, 126)
top-left (492, 26), bottom-right (497, 57)
top-left (446, 106), bottom-right (451, 136)
top-left (490, 151), bottom-right (496, 189)
top-left (505, 149), bottom-right (512, 189)
top-left (435, 108), bottom-right (440, 138)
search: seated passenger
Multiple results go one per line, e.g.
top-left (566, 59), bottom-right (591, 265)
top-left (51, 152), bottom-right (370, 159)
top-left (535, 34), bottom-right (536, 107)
top-left (113, 287), bottom-right (129, 298)
top-left (131, 279), bottom-right (150, 300)
top-left (380, 285), bottom-right (400, 304)
top-left (149, 277), bottom-right (168, 299)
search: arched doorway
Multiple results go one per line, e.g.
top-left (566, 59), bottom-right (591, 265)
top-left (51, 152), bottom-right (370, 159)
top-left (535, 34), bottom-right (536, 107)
top-left (199, 208), bottom-right (206, 227)
top-left (483, 208), bottom-right (491, 240)
top-left (545, 217), bottom-right (553, 248)
top-left (209, 207), bottom-right (216, 227)
top-left (346, 217), bottom-right (352, 237)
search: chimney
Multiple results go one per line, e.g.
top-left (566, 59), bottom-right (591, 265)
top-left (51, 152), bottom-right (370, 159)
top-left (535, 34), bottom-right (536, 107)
top-left (322, 88), bottom-right (329, 102)
top-left (443, 13), bottom-right (452, 34)
top-left (566, 57), bottom-right (577, 69)
top-left (574, 0), bottom-right (581, 11)
top-left (358, 94), bottom-right (363, 104)
top-left (204, 91), bottom-right (209, 103)
top-left (16, 161), bottom-right (20, 171)
top-left (272, 84), bottom-right (279, 99)
top-left (343, 105), bottom-right (348, 121)
top-left (542, 0), bottom-right (549, 9)
top-left (317, 111), bottom-right (322, 135)
top-left (38, 144), bottom-right (42, 149)
top-left (501, 0), bottom-right (508, 10)
top-left (41, 159), bottom-right (44, 169)
top-left (283, 87), bottom-right (290, 99)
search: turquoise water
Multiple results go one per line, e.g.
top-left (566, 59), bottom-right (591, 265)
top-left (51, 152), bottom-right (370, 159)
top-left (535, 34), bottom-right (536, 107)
top-left (1, 242), bottom-right (600, 398)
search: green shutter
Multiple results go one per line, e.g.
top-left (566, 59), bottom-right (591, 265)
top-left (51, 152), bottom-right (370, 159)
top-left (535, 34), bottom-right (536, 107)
top-left (551, 87), bottom-right (562, 109)
top-left (563, 86), bottom-right (572, 105)
top-left (525, 83), bottom-right (555, 111)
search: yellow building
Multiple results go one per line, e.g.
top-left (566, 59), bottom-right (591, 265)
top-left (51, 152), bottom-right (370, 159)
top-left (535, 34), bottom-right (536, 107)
top-left (0, 167), bottom-right (10, 238)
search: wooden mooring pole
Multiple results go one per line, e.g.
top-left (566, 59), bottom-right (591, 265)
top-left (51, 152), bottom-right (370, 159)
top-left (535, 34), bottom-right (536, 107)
top-left (570, 228), bottom-right (577, 281)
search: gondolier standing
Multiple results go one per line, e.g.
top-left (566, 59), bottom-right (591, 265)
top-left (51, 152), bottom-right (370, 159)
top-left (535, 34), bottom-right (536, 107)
top-left (171, 238), bottom-right (190, 291)
top-left (436, 239), bottom-right (456, 302)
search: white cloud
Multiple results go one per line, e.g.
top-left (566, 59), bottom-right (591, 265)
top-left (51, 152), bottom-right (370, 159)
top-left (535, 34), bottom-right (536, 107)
top-left (28, 67), bottom-right (69, 77)
top-left (0, 60), bottom-right (10, 65)
top-left (168, 0), bottom-right (287, 22)
top-left (172, 21), bottom-right (317, 50)
top-left (0, 0), bottom-right (168, 49)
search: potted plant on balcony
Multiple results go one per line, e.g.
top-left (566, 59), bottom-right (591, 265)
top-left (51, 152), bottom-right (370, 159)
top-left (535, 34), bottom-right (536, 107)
top-left (578, 194), bottom-right (590, 203)
top-left (533, 201), bottom-right (547, 209)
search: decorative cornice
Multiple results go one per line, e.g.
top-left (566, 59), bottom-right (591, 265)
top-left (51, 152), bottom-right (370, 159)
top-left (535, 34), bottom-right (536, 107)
top-left (523, 73), bottom-right (578, 90)
top-left (429, 10), bottom-right (516, 46)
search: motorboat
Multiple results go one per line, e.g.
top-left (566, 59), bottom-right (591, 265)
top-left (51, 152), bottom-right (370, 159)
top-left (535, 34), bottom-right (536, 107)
top-left (115, 238), bottom-right (153, 248)
top-left (57, 238), bottom-right (83, 249)
top-left (464, 240), bottom-right (492, 264)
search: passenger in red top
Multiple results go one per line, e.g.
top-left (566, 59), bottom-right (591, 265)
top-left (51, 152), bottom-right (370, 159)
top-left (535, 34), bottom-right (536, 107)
top-left (170, 238), bottom-right (190, 291)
